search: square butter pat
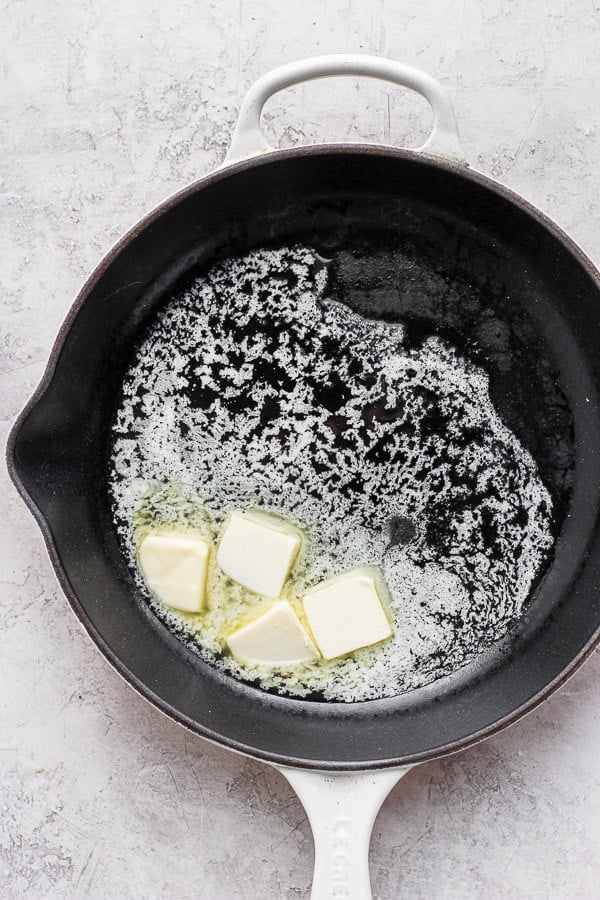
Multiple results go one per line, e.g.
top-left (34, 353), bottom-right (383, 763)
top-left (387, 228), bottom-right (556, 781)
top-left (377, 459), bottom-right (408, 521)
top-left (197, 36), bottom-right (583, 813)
top-left (138, 532), bottom-right (210, 613)
top-left (217, 511), bottom-right (301, 596)
top-left (227, 600), bottom-right (319, 666)
top-left (303, 568), bottom-right (392, 660)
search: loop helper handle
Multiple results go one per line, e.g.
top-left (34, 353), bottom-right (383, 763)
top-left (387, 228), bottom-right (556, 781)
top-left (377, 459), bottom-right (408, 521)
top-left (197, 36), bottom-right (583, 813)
top-left (224, 54), bottom-right (465, 165)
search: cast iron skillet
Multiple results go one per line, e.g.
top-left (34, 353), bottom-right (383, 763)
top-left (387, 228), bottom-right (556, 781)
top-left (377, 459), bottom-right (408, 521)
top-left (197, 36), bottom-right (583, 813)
top-left (8, 56), bottom-right (600, 898)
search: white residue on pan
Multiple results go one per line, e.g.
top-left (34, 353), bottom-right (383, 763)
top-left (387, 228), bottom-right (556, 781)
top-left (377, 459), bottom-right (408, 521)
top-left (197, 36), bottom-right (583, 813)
top-left (109, 246), bottom-right (554, 701)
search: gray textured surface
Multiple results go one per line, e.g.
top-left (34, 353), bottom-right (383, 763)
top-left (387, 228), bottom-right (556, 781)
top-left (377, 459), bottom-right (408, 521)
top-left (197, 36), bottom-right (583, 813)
top-left (2, 1), bottom-right (600, 897)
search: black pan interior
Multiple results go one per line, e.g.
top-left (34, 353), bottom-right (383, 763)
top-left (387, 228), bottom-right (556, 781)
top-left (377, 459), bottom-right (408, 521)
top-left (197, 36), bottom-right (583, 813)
top-left (9, 148), bottom-right (600, 767)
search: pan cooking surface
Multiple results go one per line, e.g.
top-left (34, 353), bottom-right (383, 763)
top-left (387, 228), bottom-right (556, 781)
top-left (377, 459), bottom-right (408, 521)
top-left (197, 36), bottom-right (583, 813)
top-left (109, 244), bottom-right (561, 701)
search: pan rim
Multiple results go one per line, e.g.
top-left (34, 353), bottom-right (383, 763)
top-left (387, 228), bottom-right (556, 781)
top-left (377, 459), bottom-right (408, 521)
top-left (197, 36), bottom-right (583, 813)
top-left (7, 142), bottom-right (600, 770)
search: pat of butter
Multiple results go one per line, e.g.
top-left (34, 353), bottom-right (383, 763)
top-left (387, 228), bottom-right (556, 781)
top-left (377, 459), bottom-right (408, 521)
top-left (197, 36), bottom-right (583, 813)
top-left (302, 568), bottom-right (392, 660)
top-left (227, 600), bottom-right (319, 666)
top-left (217, 511), bottom-right (301, 597)
top-left (138, 532), bottom-right (210, 613)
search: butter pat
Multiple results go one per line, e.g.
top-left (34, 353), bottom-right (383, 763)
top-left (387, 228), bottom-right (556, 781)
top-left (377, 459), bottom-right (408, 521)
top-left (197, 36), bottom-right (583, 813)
top-left (217, 511), bottom-right (301, 596)
top-left (138, 532), bottom-right (210, 613)
top-left (227, 600), bottom-right (319, 666)
top-left (302, 568), bottom-right (392, 660)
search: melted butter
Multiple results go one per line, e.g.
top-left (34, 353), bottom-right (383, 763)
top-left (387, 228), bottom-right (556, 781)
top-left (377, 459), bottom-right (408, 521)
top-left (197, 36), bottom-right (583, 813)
top-left (110, 245), bottom-right (554, 701)
top-left (132, 480), bottom-right (334, 678)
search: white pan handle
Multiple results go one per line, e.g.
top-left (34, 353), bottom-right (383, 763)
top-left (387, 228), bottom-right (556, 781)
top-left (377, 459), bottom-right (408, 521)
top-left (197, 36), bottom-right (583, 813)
top-left (277, 765), bottom-right (414, 900)
top-left (224, 54), bottom-right (465, 166)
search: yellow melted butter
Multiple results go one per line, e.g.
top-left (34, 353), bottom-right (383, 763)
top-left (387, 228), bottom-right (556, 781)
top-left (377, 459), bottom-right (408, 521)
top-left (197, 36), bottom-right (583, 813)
top-left (132, 480), bottom-right (368, 681)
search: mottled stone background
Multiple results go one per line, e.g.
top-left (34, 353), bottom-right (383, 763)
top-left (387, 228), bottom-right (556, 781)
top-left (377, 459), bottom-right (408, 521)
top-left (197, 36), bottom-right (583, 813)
top-left (2, 1), bottom-right (599, 897)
